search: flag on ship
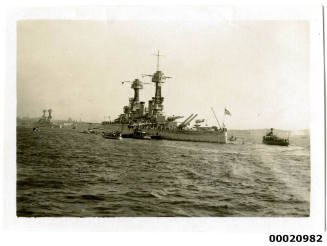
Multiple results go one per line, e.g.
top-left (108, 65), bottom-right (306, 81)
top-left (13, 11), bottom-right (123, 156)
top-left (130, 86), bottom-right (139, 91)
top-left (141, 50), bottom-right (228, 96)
top-left (224, 108), bottom-right (232, 116)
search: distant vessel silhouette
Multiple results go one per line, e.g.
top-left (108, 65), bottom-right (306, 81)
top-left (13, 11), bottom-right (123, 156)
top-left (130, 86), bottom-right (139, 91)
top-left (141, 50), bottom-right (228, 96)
top-left (35, 109), bottom-right (59, 128)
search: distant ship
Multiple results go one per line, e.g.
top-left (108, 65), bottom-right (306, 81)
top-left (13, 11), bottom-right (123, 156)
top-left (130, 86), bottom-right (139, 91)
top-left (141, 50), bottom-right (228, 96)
top-left (262, 128), bottom-right (289, 146)
top-left (34, 109), bottom-right (59, 128)
top-left (102, 51), bottom-right (228, 144)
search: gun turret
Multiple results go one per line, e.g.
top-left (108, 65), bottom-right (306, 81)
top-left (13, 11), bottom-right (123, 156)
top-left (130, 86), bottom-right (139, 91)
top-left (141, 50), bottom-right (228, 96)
top-left (195, 119), bottom-right (205, 124)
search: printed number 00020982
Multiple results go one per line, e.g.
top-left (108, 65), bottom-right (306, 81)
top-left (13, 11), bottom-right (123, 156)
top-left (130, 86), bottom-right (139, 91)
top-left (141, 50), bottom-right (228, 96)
top-left (269, 235), bottom-right (322, 243)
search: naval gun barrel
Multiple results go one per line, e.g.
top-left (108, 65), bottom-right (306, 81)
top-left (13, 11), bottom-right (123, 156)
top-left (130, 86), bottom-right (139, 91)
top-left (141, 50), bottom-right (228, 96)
top-left (167, 115), bottom-right (184, 121)
top-left (179, 114), bottom-right (194, 127)
top-left (185, 114), bottom-right (198, 126)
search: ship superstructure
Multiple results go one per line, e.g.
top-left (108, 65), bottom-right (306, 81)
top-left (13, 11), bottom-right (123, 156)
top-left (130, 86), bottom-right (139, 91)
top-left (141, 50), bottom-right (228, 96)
top-left (113, 51), bottom-right (178, 129)
top-left (37, 109), bottom-right (53, 126)
top-left (142, 51), bottom-right (172, 122)
top-left (116, 78), bottom-right (151, 123)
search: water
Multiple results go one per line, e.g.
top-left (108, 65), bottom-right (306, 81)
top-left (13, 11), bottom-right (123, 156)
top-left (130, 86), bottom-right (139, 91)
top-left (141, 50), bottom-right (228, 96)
top-left (16, 127), bottom-right (310, 217)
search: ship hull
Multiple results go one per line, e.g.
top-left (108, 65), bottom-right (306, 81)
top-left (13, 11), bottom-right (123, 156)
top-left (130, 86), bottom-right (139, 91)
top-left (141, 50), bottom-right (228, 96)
top-left (102, 124), bottom-right (228, 144)
top-left (262, 136), bottom-right (289, 146)
top-left (147, 129), bottom-right (227, 143)
top-left (34, 122), bottom-right (60, 128)
top-left (262, 139), bottom-right (289, 146)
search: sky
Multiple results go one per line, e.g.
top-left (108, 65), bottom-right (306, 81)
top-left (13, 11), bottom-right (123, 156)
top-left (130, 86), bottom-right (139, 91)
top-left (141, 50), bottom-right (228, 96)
top-left (17, 18), bottom-right (310, 130)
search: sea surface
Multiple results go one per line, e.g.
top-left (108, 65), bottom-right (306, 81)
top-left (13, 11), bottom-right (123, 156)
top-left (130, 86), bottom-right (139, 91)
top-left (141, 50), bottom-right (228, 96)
top-left (17, 127), bottom-right (310, 217)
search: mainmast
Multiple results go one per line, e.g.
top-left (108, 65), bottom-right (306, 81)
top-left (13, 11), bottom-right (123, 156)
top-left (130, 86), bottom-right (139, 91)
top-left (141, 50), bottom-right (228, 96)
top-left (143, 50), bottom-right (172, 119)
top-left (154, 50), bottom-right (162, 71)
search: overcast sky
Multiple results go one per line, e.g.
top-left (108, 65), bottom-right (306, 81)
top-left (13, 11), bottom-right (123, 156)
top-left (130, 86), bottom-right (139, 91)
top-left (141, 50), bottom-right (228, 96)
top-left (17, 18), bottom-right (309, 130)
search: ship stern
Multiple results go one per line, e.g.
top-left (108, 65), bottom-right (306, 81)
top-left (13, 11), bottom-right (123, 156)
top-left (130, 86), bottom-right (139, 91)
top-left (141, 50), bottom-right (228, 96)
top-left (217, 130), bottom-right (228, 144)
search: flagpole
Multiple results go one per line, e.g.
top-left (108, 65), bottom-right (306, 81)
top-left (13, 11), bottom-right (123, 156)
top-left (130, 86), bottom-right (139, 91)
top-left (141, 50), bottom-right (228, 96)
top-left (223, 106), bottom-right (226, 126)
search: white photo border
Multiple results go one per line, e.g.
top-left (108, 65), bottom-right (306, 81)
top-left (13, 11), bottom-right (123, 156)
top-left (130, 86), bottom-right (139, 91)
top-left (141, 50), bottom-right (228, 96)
top-left (3, 4), bottom-right (325, 232)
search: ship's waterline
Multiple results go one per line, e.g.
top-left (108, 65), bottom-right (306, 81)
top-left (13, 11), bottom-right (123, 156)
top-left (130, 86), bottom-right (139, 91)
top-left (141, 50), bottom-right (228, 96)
top-left (101, 123), bottom-right (228, 143)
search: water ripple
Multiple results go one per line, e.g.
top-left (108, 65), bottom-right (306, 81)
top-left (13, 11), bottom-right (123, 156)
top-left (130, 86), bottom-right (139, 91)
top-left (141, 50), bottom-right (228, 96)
top-left (17, 127), bottom-right (310, 217)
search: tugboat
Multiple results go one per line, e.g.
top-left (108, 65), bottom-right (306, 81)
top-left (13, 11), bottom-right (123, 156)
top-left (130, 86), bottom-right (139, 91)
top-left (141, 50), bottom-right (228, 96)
top-left (102, 131), bottom-right (122, 140)
top-left (263, 128), bottom-right (289, 146)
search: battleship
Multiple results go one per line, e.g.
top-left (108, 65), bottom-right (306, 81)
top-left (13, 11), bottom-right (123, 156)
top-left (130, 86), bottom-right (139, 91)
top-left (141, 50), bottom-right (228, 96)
top-left (34, 109), bottom-right (59, 128)
top-left (102, 51), bottom-right (228, 144)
